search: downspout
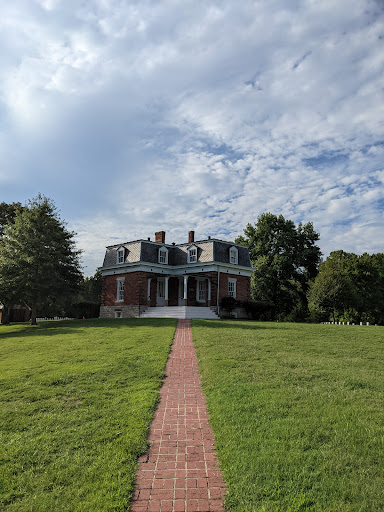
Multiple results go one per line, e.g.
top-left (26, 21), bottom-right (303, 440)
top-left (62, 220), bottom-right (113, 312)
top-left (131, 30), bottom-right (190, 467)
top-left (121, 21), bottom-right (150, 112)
top-left (217, 265), bottom-right (220, 316)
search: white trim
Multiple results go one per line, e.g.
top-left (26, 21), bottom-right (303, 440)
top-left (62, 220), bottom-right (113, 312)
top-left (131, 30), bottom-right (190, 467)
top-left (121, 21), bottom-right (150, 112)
top-left (156, 278), bottom-right (165, 306)
top-left (100, 262), bottom-right (253, 277)
top-left (228, 278), bottom-right (237, 299)
top-left (117, 247), bottom-right (125, 264)
top-left (188, 245), bottom-right (198, 263)
top-left (196, 278), bottom-right (206, 303)
top-left (158, 246), bottom-right (169, 264)
top-left (229, 246), bottom-right (238, 264)
top-left (116, 277), bottom-right (125, 302)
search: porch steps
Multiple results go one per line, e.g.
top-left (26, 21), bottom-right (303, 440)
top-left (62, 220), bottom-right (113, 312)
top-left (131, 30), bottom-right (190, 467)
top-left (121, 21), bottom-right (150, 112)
top-left (140, 306), bottom-right (219, 319)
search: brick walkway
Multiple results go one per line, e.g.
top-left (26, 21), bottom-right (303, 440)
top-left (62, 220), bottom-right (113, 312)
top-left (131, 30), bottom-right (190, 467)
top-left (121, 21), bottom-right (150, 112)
top-left (131, 319), bottom-right (226, 512)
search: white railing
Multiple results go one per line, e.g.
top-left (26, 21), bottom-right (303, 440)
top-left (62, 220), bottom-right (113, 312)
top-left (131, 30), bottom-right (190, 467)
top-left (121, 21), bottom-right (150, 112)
top-left (321, 321), bottom-right (381, 326)
top-left (36, 317), bottom-right (75, 321)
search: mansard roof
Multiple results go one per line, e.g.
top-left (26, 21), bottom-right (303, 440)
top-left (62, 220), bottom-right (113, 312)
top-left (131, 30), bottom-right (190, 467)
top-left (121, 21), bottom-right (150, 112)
top-left (101, 236), bottom-right (251, 269)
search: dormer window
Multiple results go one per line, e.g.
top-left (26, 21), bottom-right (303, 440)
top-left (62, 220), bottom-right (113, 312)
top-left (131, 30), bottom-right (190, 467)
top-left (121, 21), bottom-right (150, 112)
top-left (188, 245), bottom-right (197, 263)
top-left (229, 246), bottom-right (238, 264)
top-left (158, 247), bottom-right (168, 264)
top-left (117, 247), bottom-right (125, 264)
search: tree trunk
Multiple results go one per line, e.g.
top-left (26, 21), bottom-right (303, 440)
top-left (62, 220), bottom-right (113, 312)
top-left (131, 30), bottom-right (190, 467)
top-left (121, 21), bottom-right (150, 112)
top-left (31, 301), bottom-right (37, 325)
top-left (1, 306), bottom-right (11, 325)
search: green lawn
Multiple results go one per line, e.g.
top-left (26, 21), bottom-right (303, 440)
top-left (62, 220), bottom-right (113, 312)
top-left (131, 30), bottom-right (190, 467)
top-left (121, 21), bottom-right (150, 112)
top-left (191, 320), bottom-right (384, 512)
top-left (0, 318), bottom-right (177, 512)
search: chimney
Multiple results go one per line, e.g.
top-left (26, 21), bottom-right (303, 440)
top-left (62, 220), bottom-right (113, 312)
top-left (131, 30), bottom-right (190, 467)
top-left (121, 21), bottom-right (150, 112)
top-left (155, 231), bottom-right (166, 243)
top-left (188, 230), bottom-right (195, 243)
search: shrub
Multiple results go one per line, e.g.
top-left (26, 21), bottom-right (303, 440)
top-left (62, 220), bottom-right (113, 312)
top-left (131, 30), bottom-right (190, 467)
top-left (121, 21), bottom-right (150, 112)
top-left (238, 300), bottom-right (275, 320)
top-left (220, 296), bottom-right (238, 313)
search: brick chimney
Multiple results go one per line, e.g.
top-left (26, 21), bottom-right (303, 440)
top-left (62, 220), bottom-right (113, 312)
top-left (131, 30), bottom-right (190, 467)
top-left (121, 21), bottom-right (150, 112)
top-left (188, 231), bottom-right (195, 243)
top-left (155, 231), bottom-right (166, 243)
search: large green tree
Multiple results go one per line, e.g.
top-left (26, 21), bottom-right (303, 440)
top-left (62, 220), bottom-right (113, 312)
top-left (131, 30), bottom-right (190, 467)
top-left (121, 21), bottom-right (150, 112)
top-left (236, 213), bottom-right (321, 319)
top-left (308, 251), bottom-right (357, 322)
top-left (309, 250), bottom-right (384, 324)
top-left (0, 202), bottom-right (24, 237)
top-left (0, 195), bottom-right (82, 325)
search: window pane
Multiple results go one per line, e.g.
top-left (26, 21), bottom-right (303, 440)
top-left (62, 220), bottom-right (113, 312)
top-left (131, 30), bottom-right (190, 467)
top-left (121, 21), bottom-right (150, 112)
top-left (117, 280), bottom-right (124, 301)
top-left (228, 280), bottom-right (236, 298)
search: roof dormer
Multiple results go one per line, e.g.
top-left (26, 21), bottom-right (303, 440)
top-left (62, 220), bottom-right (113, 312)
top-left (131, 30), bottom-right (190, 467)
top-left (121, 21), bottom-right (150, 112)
top-left (188, 245), bottom-right (198, 263)
top-left (229, 246), bottom-right (238, 264)
top-left (158, 246), bottom-right (169, 264)
top-left (116, 246), bottom-right (125, 264)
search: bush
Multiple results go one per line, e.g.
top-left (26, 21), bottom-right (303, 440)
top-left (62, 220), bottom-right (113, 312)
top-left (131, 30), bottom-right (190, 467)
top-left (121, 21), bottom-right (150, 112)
top-left (71, 302), bottom-right (100, 319)
top-left (238, 300), bottom-right (275, 320)
top-left (220, 296), bottom-right (238, 313)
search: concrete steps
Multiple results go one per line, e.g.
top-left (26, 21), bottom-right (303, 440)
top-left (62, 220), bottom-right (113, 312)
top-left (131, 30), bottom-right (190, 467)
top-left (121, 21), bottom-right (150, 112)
top-left (140, 306), bottom-right (219, 319)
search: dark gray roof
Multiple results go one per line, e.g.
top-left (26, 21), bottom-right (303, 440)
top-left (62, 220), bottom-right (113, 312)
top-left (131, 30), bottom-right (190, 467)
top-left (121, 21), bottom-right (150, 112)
top-left (102, 241), bottom-right (141, 266)
top-left (213, 241), bottom-right (251, 267)
top-left (101, 239), bottom-right (251, 268)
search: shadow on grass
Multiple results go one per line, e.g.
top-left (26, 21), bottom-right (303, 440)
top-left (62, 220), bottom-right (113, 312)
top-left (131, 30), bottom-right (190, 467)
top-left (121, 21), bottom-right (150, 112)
top-left (191, 319), bottom-right (291, 330)
top-left (0, 318), bottom-right (177, 339)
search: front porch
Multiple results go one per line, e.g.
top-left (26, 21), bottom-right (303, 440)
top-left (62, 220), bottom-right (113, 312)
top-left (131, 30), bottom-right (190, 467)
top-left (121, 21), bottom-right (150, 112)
top-left (140, 306), bottom-right (219, 319)
top-left (147, 274), bottom-right (213, 308)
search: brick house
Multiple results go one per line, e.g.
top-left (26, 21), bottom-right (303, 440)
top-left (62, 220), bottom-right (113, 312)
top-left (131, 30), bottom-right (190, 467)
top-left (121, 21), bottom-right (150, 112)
top-left (99, 231), bottom-right (253, 318)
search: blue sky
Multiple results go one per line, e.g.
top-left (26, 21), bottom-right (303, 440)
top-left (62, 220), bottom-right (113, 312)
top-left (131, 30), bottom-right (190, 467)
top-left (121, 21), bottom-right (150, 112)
top-left (1, 0), bottom-right (383, 275)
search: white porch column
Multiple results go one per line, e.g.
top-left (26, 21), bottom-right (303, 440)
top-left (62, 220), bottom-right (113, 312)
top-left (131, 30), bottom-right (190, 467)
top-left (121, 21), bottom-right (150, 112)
top-left (183, 275), bottom-right (188, 306)
top-left (165, 276), bottom-right (169, 306)
top-left (147, 278), bottom-right (152, 304)
top-left (207, 279), bottom-right (211, 306)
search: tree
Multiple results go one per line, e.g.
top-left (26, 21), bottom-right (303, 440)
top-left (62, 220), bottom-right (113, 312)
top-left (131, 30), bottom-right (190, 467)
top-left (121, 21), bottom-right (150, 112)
top-left (70, 271), bottom-right (102, 319)
top-left (309, 250), bottom-right (384, 324)
top-left (308, 253), bottom-right (357, 322)
top-left (0, 195), bottom-right (82, 325)
top-left (77, 271), bottom-right (102, 304)
top-left (236, 213), bottom-right (321, 319)
top-left (0, 202), bottom-right (25, 237)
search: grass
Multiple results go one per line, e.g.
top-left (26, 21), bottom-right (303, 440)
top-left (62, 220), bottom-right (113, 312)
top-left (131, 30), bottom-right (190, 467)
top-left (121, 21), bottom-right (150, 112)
top-left (0, 318), bottom-right (177, 512)
top-left (191, 320), bottom-right (384, 512)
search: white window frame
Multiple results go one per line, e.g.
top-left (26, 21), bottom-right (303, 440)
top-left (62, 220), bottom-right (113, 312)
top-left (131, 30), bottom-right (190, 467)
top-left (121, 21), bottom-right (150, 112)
top-left (158, 247), bottom-right (168, 264)
top-left (196, 279), bottom-right (206, 302)
top-left (228, 278), bottom-right (237, 299)
top-left (229, 246), bottom-right (238, 264)
top-left (117, 247), bottom-right (125, 264)
top-left (115, 311), bottom-right (122, 318)
top-left (188, 245), bottom-right (197, 263)
top-left (117, 278), bottom-right (125, 302)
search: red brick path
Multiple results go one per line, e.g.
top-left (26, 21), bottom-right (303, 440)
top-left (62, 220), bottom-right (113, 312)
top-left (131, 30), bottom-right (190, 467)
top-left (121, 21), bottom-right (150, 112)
top-left (131, 319), bottom-right (226, 512)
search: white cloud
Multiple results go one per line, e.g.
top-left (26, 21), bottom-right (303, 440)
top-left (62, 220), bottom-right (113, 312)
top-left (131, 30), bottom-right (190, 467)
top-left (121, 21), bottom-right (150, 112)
top-left (0, 0), bottom-right (383, 274)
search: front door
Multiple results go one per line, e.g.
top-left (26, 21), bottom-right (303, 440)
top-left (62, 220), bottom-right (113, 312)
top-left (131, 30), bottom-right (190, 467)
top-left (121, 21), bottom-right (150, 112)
top-left (156, 278), bottom-right (165, 306)
top-left (197, 278), bottom-right (206, 303)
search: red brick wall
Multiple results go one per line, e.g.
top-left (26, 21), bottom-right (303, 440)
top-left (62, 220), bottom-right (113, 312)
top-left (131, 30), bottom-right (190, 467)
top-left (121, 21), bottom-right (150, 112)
top-left (101, 271), bottom-right (251, 307)
top-left (101, 272), bottom-right (148, 306)
top-left (206, 272), bottom-right (250, 304)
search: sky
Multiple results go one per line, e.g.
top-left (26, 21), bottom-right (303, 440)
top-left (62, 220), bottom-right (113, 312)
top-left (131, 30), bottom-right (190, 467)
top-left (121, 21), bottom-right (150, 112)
top-left (1, 0), bottom-right (383, 276)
